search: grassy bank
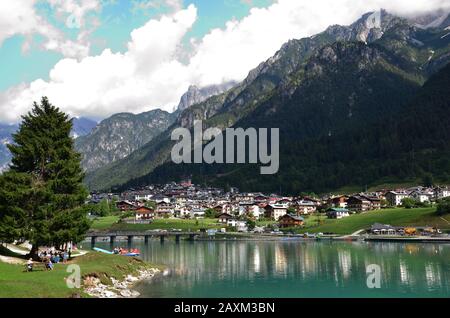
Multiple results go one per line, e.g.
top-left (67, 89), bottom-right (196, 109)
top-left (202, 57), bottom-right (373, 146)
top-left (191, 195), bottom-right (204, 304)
top-left (113, 218), bottom-right (220, 231)
top-left (90, 215), bottom-right (121, 230)
top-left (0, 250), bottom-right (161, 298)
top-left (294, 207), bottom-right (449, 235)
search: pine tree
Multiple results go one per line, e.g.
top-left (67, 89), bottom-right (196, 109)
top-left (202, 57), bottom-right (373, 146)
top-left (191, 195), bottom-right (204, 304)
top-left (0, 97), bottom-right (90, 258)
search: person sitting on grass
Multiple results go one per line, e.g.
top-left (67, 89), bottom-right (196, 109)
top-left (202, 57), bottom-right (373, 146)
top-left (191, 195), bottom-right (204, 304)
top-left (26, 258), bottom-right (33, 272)
top-left (46, 259), bottom-right (54, 271)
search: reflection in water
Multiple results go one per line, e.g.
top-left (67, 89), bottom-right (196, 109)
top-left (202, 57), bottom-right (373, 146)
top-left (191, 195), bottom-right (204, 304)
top-left (89, 240), bottom-right (450, 298)
top-left (399, 260), bottom-right (410, 285)
top-left (253, 245), bottom-right (260, 274)
top-left (425, 263), bottom-right (442, 289)
top-left (338, 249), bottom-right (352, 279)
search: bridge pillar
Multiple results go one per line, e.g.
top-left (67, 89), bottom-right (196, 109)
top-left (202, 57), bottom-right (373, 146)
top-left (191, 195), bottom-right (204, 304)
top-left (91, 236), bottom-right (96, 248)
top-left (160, 235), bottom-right (165, 244)
top-left (127, 236), bottom-right (133, 248)
top-left (144, 235), bottom-right (149, 244)
top-left (175, 235), bottom-right (181, 244)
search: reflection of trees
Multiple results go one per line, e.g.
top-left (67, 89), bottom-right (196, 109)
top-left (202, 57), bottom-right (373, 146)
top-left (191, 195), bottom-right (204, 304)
top-left (120, 241), bottom-right (450, 295)
top-left (425, 263), bottom-right (442, 289)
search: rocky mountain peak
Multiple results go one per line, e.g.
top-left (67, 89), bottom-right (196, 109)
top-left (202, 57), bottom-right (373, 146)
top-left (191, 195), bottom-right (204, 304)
top-left (349, 9), bottom-right (402, 43)
top-left (177, 82), bottom-right (236, 111)
top-left (324, 10), bottom-right (416, 44)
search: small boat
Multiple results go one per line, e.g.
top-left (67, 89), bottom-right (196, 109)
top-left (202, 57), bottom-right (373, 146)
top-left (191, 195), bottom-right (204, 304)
top-left (93, 247), bottom-right (114, 255)
top-left (94, 247), bottom-right (140, 257)
top-left (123, 249), bottom-right (141, 257)
top-left (124, 253), bottom-right (140, 257)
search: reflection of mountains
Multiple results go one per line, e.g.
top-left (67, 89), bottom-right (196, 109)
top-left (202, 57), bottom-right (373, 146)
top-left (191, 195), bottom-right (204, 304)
top-left (140, 241), bottom-right (449, 293)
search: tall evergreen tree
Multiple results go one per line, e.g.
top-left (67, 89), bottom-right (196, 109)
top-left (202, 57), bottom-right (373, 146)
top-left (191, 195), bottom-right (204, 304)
top-left (0, 97), bottom-right (90, 258)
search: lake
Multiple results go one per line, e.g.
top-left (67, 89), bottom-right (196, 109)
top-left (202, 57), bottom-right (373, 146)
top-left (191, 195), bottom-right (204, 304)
top-left (88, 240), bottom-right (450, 298)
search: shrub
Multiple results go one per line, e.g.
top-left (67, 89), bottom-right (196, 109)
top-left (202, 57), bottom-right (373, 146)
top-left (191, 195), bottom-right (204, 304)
top-left (119, 211), bottom-right (134, 221)
top-left (436, 198), bottom-right (450, 215)
top-left (402, 198), bottom-right (420, 209)
top-left (246, 219), bottom-right (256, 231)
top-left (205, 208), bottom-right (217, 219)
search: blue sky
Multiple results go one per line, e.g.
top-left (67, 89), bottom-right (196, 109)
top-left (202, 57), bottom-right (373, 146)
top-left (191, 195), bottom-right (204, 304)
top-left (0, 0), bottom-right (273, 91)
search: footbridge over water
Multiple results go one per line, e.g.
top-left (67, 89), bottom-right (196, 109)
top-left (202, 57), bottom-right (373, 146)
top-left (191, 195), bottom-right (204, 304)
top-left (85, 231), bottom-right (201, 247)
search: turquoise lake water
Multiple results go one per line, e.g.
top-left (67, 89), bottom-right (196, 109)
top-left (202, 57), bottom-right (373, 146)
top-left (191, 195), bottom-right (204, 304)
top-left (89, 240), bottom-right (450, 298)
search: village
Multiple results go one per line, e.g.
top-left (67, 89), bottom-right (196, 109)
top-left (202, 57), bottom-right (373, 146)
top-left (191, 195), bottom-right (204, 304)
top-left (88, 180), bottom-right (450, 237)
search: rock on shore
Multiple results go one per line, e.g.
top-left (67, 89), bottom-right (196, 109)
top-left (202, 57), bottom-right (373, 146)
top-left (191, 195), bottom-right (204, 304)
top-left (84, 268), bottom-right (160, 298)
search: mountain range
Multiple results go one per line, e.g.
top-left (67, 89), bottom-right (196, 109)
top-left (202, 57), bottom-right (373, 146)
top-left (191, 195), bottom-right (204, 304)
top-left (83, 9), bottom-right (450, 193)
top-left (2, 9), bottom-right (449, 194)
top-left (0, 82), bottom-right (233, 173)
top-left (74, 110), bottom-right (175, 172)
top-left (72, 82), bottom-right (236, 172)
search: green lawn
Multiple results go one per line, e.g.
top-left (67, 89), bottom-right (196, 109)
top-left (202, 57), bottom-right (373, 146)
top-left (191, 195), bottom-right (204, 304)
top-left (294, 207), bottom-right (449, 235)
top-left (256, 220), bottom-right (276, 227)
top-left (0, 251), bottom-right (161, 298)
top-left (90, 215), bottom-right (121, 230)
top-left (90, 216), bottom-right (278, 233)
top-left (108, 218), bottom-right (222, 232)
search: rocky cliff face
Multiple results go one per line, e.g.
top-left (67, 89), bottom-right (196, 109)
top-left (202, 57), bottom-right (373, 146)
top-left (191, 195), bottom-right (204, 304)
top-left (176, 82), bottom-right (236, 112)
top-left (75, 109), bottom-right (175, 172)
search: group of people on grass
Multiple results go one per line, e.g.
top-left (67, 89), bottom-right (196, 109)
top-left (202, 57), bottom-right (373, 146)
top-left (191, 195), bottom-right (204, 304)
top-left (26, 248), bottom-right (71, 272)
top-left (112, 247), bottom-right (140, 255)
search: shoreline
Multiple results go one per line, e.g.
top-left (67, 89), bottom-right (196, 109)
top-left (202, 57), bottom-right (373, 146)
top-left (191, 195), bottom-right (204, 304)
top-left (85, 232), bottom-right (450, 244)
top-left (83, 266), bottom-right (162, 298)
top-left (363, 236), bottom-right (450, 243)
top-left (194, 235), bottom-right (450, 243)
top-left (0, 244), bottom-right (165, 298)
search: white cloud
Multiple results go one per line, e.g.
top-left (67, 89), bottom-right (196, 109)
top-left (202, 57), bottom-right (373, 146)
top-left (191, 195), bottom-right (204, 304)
top-left (188, 0), bottom-right (450, 86)
top-left (0, 5), bottom-right (197, 122)
top-left (0, 1), bottom-right (37, 44)
top-left (1, 0), bottom-right (450, 123)
top-left (0, 0), bottom-right (101, 58)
